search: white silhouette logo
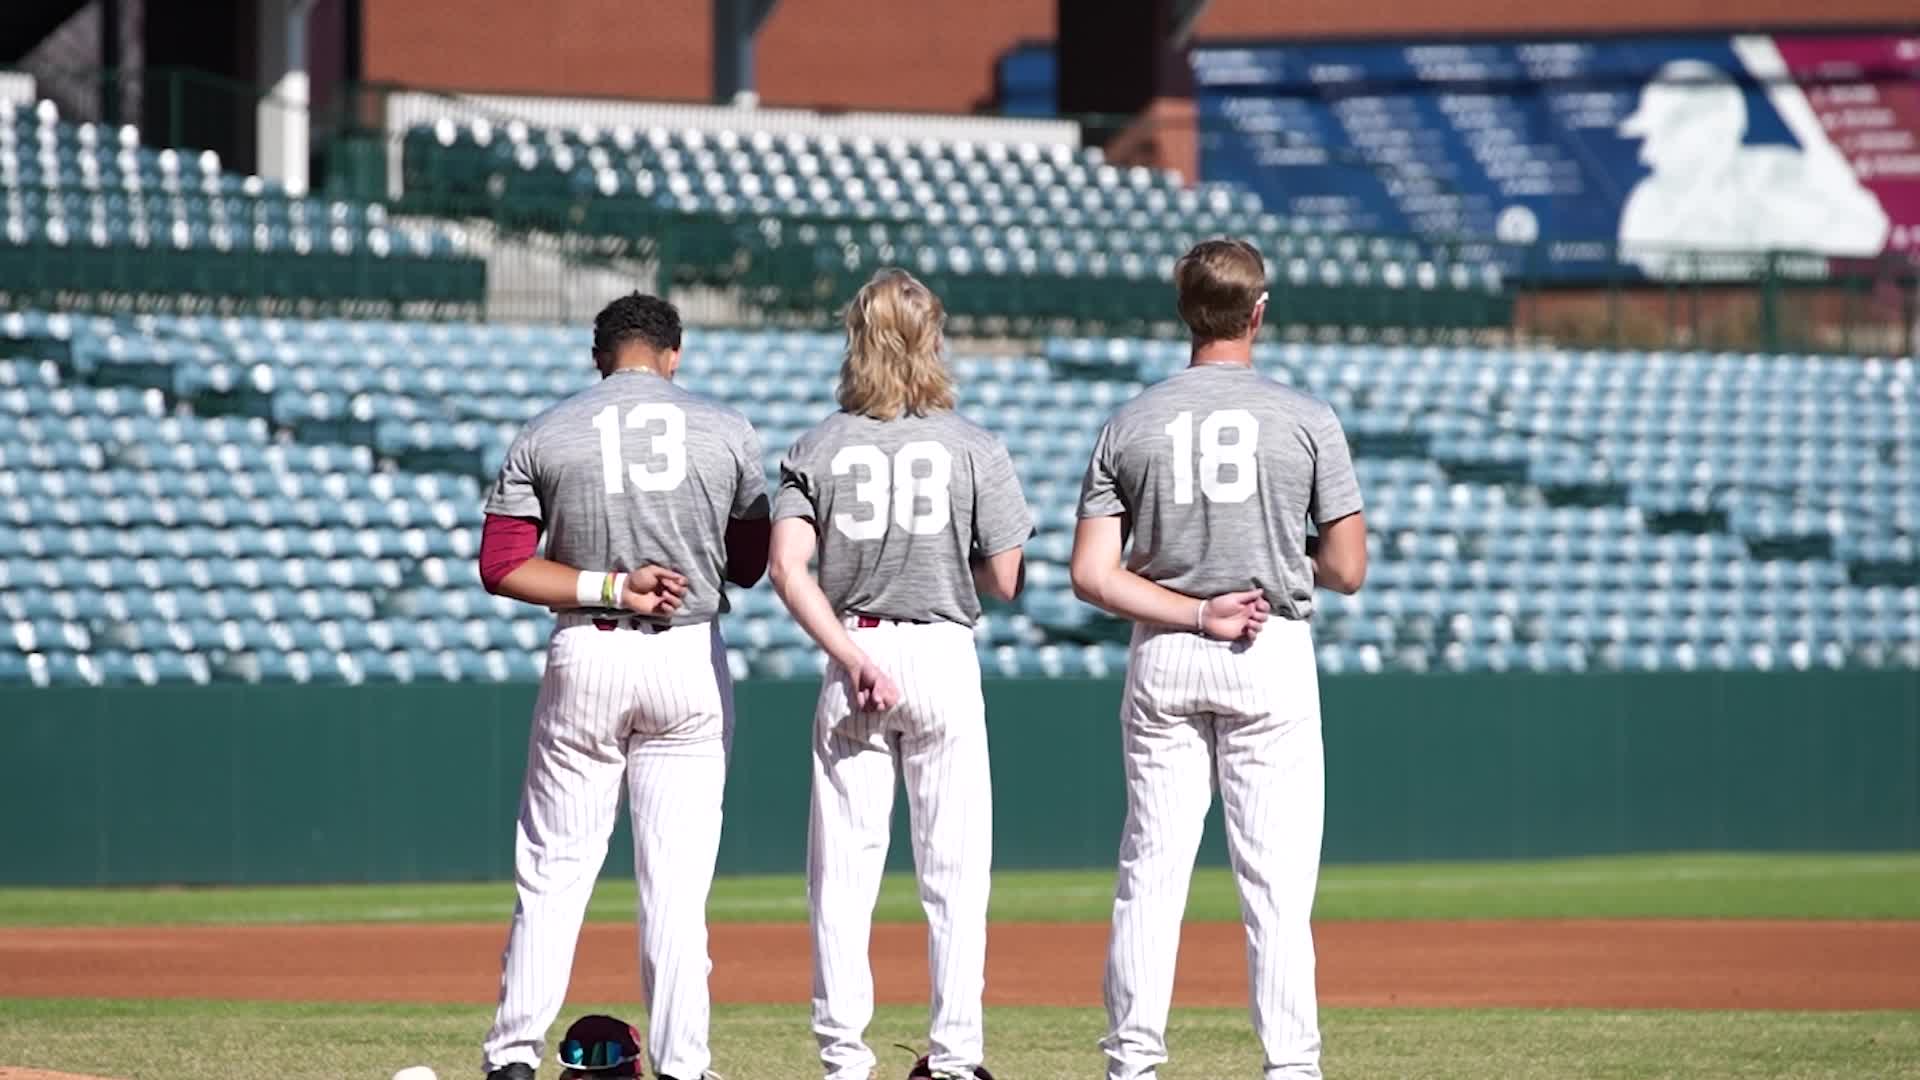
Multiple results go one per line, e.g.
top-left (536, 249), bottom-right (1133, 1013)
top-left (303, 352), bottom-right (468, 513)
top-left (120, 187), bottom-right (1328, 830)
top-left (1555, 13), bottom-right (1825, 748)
top-left (1616, 57), bottom-right (1890, 279)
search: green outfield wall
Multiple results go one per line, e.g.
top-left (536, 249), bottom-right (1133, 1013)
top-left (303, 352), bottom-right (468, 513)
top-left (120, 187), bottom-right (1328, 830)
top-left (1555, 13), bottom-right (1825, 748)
top-left (1, 672), bottom-right (1915, 885)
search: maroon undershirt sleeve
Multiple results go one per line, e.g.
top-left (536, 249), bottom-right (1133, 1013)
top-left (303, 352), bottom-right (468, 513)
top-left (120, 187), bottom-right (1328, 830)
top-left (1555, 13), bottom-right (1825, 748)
top-left (725, 515), bottom-right (772, 588)
top-left (478, 514), bottom-right (542, 592)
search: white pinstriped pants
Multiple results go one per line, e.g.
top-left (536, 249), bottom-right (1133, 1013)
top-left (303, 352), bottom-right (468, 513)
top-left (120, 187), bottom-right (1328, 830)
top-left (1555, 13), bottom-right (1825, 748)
top-left (483, 617), bottom-right (734, 1080)
top-left (809, 618), bottom-right (992, 1080)
top-left (1102, 618), bottom-right (1324, 1080)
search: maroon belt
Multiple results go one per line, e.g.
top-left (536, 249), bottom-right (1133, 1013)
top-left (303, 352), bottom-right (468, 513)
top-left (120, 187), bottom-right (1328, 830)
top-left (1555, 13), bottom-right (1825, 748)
top-left (593, 616), bottom-right (666, 633)
top-left (852, 614), bottom-right (931, 628)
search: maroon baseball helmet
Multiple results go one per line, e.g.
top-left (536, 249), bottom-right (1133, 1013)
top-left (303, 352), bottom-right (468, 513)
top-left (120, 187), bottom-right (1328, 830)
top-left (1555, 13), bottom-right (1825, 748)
top-left (557, 1013), bottom-right (643, 1077)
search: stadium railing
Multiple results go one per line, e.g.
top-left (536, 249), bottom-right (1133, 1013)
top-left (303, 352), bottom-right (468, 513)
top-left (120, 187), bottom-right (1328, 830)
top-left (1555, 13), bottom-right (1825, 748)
top-left (332, 82), bottom-right (1920, 354)
top-left (4, 69), bottom-right (1916, 354)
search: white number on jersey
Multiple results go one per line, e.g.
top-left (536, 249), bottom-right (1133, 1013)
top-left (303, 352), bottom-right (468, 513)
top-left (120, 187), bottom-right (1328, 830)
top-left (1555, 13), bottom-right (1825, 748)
top-left (830, 441), bottom-right (954, 540)
top-left (1164, 409), bottom-right (1260, 505)
top-left (592, 402), bottom-right (687, 494)
top-left (829, 444), bottom-right (891, 540)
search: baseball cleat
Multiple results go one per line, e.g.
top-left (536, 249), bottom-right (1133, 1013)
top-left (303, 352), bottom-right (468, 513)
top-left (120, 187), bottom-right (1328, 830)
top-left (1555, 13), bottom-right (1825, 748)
top-left (484, 1065), bottom-right (535, 1080)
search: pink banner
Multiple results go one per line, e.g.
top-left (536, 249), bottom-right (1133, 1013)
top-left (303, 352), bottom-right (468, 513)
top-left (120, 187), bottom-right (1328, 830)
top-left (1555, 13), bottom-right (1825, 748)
top-left (1774, 34), bottom-right (1920, 253)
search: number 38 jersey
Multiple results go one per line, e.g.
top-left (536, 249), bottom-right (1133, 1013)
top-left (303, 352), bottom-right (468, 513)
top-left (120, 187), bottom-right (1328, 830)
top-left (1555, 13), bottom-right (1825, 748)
top-left (1077, 365), bottom-right (1362, 621)
top-left (483, 368), bottom-right (768, 623)
top-left (774, 410), bottom-right (1032, 627)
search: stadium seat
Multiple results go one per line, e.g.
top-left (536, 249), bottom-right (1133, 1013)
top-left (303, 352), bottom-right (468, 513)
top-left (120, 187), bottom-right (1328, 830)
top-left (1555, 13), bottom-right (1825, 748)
top-left (4, 307), bottom-right (1916, 682)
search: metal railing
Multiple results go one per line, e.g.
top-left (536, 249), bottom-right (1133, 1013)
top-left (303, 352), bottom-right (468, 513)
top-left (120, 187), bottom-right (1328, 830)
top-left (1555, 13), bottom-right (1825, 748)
top-left (2, 69), bottom-right (1915, 354)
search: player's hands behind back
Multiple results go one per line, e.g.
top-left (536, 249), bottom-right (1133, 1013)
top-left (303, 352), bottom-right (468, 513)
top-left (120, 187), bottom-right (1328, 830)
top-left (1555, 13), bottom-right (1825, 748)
top-left (621, 565), bottom-right (689, 617)
top-left (1201, 589), bottom-right (1271, 642)
top-left (849, 657), bottom-right (902, 712)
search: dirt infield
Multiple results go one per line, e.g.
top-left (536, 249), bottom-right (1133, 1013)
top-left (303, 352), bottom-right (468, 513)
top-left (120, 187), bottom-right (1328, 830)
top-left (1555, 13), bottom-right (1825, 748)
top-left (4, 920), bottom-right (1917, 1010)
top-left (0, 1070), bottom-right (124, 1080)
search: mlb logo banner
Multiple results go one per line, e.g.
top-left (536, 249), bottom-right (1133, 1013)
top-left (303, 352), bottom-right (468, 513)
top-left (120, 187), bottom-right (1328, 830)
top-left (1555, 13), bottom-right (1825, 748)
top-left (1192, 32), bottom-right (1920, 281)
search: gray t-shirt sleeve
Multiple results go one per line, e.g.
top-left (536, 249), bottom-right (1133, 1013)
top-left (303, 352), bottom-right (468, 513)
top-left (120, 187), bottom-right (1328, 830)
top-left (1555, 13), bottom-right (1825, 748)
top-left (1076, 421), bottom-right (1125, 519)
top-left (972, 438), bottom-right (1033, 556)
top-left (772, 433), bottom-right (818, 522)
top-left (733, 421), bottom-right (771, 519)
top-left (482, 429), bottom-right (543, 520)
top-left (1309, 403), bottom-right (1363, 524)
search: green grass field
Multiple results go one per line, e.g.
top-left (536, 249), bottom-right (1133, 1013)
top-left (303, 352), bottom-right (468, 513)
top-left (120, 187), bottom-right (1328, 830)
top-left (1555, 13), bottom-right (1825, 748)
top-left (2, 853), bottom-right (1916, 1079)
top-left (0, 1000), bottom-right (1914, 1080)
top-left (2, 852), bottom-right (1916, 927)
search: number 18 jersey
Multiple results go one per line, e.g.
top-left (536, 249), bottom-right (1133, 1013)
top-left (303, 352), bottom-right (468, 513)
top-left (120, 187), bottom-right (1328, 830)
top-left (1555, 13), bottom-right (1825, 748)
top-left (1077, 364), bottom-right (1362, 620)
top-left (483, 368), bottom-right (768, 623)
top-left (774, 410), bottom-right (1032, 627)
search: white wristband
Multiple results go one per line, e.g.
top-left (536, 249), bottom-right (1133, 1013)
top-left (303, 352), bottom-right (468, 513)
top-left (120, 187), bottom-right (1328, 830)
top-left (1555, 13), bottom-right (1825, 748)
top-left (576, 570), bottom-right (607, 608)
top-left (1194, 598), bottom-right (1206, 632)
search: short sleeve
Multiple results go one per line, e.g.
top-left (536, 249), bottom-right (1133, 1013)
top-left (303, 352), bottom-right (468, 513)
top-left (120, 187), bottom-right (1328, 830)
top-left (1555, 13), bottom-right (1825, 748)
top-left (971, 438), bottom-right (1033, 557)
top-left (772, 433), bottom-right (818, 522)
top-left (1076, 421), bottom-right (1125, 519)
top-left (1308, 403), bottom-right (1364, 525)
top-left (481, 428), bottom-right (543, 521)
top-left (732, 421), bottom-right (770, 519)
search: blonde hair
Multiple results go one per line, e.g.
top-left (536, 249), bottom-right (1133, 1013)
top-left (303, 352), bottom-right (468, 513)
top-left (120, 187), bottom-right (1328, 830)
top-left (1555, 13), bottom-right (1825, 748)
top-left (837, 268), bottom-right (956, 420)
top-left (1174, 238), bottom-right (1267, 342)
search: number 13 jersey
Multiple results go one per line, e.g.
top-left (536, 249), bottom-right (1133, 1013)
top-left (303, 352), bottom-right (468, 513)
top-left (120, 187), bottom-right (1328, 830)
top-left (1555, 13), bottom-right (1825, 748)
top-left (775, 410), bottom-right (1032, 627)
top-left (482, 368), bottom-right (768, 623)
top-left (1077, 365), bottom-right (1362, 621)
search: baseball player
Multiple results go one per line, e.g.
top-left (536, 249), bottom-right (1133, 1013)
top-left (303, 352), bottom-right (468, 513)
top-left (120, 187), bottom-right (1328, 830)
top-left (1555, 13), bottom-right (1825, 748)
top-left (474, 293), bottom-right (771, 1080)
top-left (767, 269), bottom-right (1031, 1080)
top-left (1070, 239), bottom-right (1367, 1080)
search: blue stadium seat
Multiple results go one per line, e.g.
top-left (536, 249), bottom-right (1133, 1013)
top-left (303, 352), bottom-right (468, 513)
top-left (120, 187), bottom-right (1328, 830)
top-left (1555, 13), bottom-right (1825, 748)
top-left (3, 305), bottom-right (1916, 682)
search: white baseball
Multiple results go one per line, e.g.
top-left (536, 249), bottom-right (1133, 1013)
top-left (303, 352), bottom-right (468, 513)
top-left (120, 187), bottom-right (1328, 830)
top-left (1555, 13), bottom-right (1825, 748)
top-left (391, 1068), bottom-right (438, 1080)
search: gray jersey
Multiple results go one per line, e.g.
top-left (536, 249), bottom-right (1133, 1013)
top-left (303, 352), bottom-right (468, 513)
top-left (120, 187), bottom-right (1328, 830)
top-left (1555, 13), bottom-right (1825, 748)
top-left (773, 410), bottom-right (1031, 627)
top-left (1077, 364), bottom-right (1361, 620)
top-left (483, 368), bottom-right (768, 624)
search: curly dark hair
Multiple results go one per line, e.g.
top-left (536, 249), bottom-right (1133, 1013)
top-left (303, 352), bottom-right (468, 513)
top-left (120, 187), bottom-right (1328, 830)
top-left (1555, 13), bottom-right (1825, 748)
top-left (592, 292), bottom-right (682, 358)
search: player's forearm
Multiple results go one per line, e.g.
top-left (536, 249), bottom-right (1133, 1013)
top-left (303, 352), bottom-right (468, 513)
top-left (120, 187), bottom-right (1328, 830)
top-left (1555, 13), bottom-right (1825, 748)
top-left (492, 557), bottom-right (617, 610)
top-left (1071, 562), bottom-right (1207, 630)
top-left (769, 561), bottom-right (868, 671)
